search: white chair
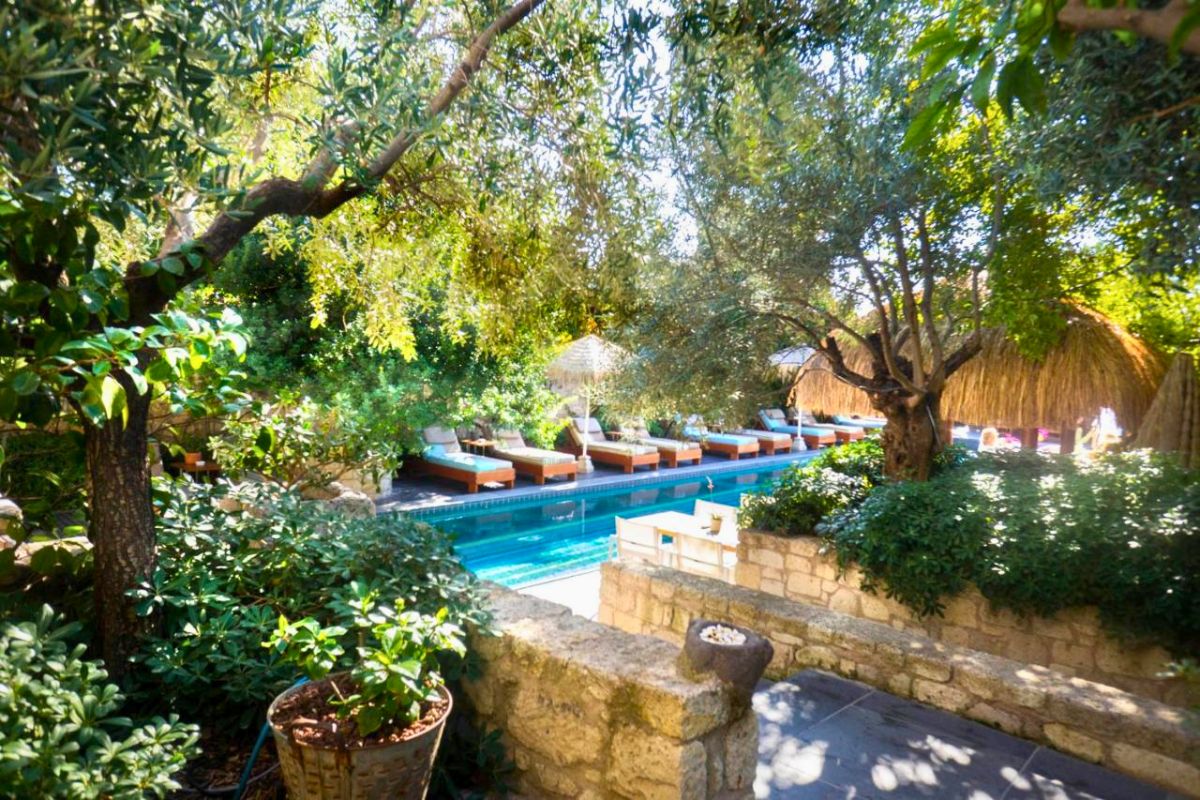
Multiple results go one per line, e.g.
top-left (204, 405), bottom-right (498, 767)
top-left (694, 499), bottom-right (740, 534)
top-left (613, 517), bottom-right (673, 566)
top-left (672, 533), bottom-right (736, 581)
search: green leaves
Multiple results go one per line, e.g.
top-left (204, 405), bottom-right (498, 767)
top-left (996, 55), bottom-right (1046, 117)
top-left (0, 605), bottom-right (198, 797)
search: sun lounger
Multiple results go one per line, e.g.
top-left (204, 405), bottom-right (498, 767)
top-left (419, 426), bottom-right (515, 493)
top-left (567, 417), bottom-right (660, 473)
top-left (733, 428), bottom-right (795, 455)
top-left (682, 422), bottom-right (760, 460)
top-left (492, 429), bottom-right (578, 485)
top-left (758, 408), bottom-right (835, 448)
top-left (800, 412), bottom-right (865, 443)
top-left (833, 414), bottom-right (887, 430)
top-left (615, 420), bottom-right (702, 467)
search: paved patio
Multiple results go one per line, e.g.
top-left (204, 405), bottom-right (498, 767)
top-left (755, 671), bottom-right (1182, 800)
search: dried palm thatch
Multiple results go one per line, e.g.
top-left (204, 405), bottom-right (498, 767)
top-left (1132, 353), bottom-right (1200, 469)
top-left (792, 306), bottom-right (1166, 431)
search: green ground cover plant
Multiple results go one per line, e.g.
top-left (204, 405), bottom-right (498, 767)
top-left (0, 605), bottom-right (197, 799)
top-left (739, 439), bottom-right (886, 535)
top-left (131, 481), bottom-right (486, 729)
top-left (819, 450), bottom-right (1200, 657)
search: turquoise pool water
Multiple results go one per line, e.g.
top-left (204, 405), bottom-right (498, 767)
top-left (411, 463), bottom-right (800, 587)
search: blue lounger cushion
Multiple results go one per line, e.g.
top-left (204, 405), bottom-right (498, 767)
top-left (683, 426), bottom-right (756, 447)
top-left (423, 445), bottom-right (512, 473)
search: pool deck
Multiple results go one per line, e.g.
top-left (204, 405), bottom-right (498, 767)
top-left (756, 670), bottom-right (1181, 799)
top-left (377, 449), bottom-right (816, 515)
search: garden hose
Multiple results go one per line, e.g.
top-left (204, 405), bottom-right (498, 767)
top-left (233, 677), bottom-right (309, 800)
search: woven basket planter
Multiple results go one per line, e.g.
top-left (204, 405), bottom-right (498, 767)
top-left (268, 678), bottom-right (452, 800)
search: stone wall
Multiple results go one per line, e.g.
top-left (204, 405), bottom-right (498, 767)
top-left (461, 584), bottom-right (759, 799)
top-left (735, 529), bottom-right (1193, 707)
top-left (599, 560), bottom-right (1200, 798)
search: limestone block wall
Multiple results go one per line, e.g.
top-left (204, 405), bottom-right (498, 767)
top-left (735, 529), bottom-right (1192, 707)
top-left (461, 584), bottom-right (758, 799)
top-left (599, 560), bottom-right (1200, 798)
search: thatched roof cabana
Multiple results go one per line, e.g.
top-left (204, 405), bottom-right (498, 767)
top-left (1132, 353), bottom-right (1199, 468)
top-left (793, 306), bottom-right (1166, 431)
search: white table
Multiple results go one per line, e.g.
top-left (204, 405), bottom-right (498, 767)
top-left (629, 510), bottom-right (739, 550)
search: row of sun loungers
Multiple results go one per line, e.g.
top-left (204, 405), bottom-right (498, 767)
top-left (417, 410), bottom-right (879, 493)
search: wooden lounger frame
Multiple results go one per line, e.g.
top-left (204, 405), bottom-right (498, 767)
top-left (698, 438), bottom-right (760, 460)
top-left (564, 442), bottom-right (660, 473)
top-left (748, 436), bottom-right (791, 455)
top-left (505, 457), bottom-right (578, 485)
top-left (800, 430), bottom-right (837, 449)
top-left (420, 460), bottom-right (516, 493)
top-left (607, 432), bottom-right (700, 468)
top-left (659, 446), bottom-right (702, 468)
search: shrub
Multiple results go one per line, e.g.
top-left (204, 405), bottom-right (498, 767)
top-left (0, 429), bottom-right (87, 532)
top-left (131, 480), bottom-right (486, 728)
top-left (267, 586), bottom-right (466, 736)
top-left (209, 392), bottom-right (400, 490)
top-left (740, 438), bottom-right (884, 535)
top-left (0, 605), bottom-right (198, 799)
top-left (824, 450), bottom-right (1200, 656)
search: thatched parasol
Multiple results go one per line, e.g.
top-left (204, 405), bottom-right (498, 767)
top-left (546, 335), bottom-right (629, 465)
top-left (792, 306), bottom-right (1166, 433)
top-left (1132, 353), bottom-right (1199, 468)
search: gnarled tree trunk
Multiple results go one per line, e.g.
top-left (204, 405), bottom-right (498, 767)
top-left (84, 380), bottom-right (157, 678)
top-left (874, 391), bottom-right (944, 481)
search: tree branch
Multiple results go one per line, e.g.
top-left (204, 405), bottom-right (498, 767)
top-left (1057, 0), bottom-right (1200, 56)
top-left (123, 0), bottom-right (544, 325)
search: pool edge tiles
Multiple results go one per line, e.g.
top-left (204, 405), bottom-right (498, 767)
top-left (382, 450), bottom-right (816, 518)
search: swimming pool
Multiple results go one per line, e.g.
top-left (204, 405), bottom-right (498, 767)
top-left (409, 462), bottom-right (802, 587)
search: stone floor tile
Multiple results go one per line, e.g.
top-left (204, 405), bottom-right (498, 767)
top-left (1000, 746), bottom-right (1178, 800)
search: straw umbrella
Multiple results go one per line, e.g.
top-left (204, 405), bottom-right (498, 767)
top-left (547, 334), bottom-right (629, 470)
top-left (792, 306), bottom-right (1165, 451)
top-left (1132, 353), bottom-right (1199, 468)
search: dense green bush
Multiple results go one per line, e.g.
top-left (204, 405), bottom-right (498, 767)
top-left (131, 480), bottom-right (487, 728)
top-left (0, 430), bottom-right (87, 531)
top-left (740, 439), bottom-right (884, 534)
top-left (824, 450), bottom-right (1200, 656)
top-left (0, 605), bottom-right (197, 799)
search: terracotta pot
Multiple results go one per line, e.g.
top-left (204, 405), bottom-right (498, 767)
top-left (183, 452), bottom-right (202, 466)
top-left (268, 678), bottom-right (451, 800)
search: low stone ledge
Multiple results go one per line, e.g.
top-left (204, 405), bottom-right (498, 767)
top-left (463, 583), bottom-right (759, 799)
top-left (600, 560), bottom-right (1200, 798)
top-left (735, 529), bottom-right (1192, 708)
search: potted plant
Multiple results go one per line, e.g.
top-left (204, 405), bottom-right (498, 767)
top-left (264, 588), bottom-right (465, 800)
top-left (709, 513), bottom-right (724, 534)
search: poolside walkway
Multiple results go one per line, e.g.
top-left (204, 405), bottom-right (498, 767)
top-left (518, 568), bottom-right (602, 620)
top-left (756, 670), bottom-right (1181, 800)
top-left (377, 449), bottom-right (814, 514)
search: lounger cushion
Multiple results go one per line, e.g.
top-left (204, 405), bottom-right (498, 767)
top-left (571, 417), bottom-right (608, 444)
top-left (641, 436), bottom-right (699, 453)
top-left (683, 425), bottom-right (756, 447)
top-left (422, 425), bottom-right (462, 453)
top-left (587, 440), bottom-right (657, 457)
top-left (422, 446), bottom-right (512, 473)
top-left (736, 429), bottom-right (791, 445)
top-left (493, 446), bottom-right (575, 466)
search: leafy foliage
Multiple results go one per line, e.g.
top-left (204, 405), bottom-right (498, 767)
top-left (740, 439), bottom-right (885, 535)
top-left (0, 429), bottom-right (86, 531)
top-left (131, 480), bottom-right (486, 728)
top-left (209, 392), bottom-right (400, 490)
top-left (0, 605), bottom-right (198, 799)
top-left (267, 588), bottom-right (465, 736)
top-left (823, 450), bottom-right (1200, 656)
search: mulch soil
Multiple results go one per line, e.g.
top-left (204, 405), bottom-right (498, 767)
top-left (269, 674), bottom-right (450, 749)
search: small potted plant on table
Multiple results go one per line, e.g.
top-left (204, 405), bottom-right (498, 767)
top-left (265, 589), bottom-right (465, 800)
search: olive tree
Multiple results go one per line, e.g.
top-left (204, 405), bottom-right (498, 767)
top-left (1, 0), bottom-right (615, 673)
